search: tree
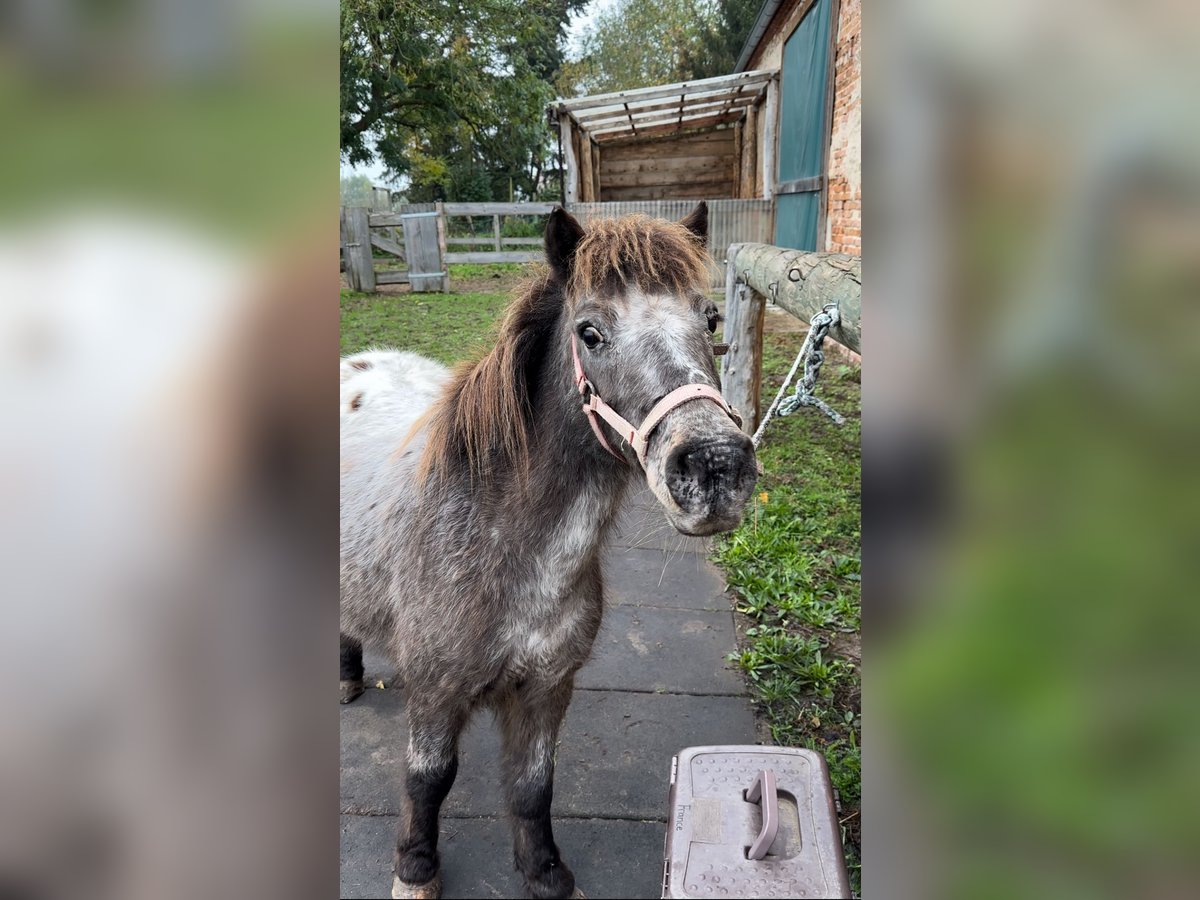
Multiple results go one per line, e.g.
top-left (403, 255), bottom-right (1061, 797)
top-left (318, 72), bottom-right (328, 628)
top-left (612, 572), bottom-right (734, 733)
top-left (557, 0), bottom-right (762, 96)
top-left (340, 173), bottom-right (376, 207)
top-left (340, 0), bottom-right (584, 201)
top-left (685, 0), bottom-right (764, 80)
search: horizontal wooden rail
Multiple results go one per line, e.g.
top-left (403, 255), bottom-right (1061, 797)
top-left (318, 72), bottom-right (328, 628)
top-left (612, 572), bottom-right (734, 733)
top-left (445, 236), bottom-right (544, 246)
top-left (445, 250), bottom-right (544, 265)
top-left (441, 202), bottom-right (557, 215)
top-left (727, 242), bottom-right (861, 353)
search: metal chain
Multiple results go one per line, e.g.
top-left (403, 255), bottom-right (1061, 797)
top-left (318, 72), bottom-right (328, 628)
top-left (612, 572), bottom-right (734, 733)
top-left (779, 302), bottom-right (845, 424)
top-left (751, 301), bottom-right (844, 447)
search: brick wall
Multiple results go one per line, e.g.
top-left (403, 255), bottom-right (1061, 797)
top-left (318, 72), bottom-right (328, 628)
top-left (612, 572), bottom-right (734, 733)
top-left (825, 0), bottom-right (861, 255)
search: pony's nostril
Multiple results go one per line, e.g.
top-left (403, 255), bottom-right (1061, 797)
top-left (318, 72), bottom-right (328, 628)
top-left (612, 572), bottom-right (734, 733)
top-left (665, 444), bottom-right (705, 509)
top-left (666, 436), bottom-right (758, 513)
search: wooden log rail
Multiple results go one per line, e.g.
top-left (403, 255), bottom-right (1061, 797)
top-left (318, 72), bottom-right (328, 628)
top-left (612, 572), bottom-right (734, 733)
top-left (721, 242), bottom-right (861, 433)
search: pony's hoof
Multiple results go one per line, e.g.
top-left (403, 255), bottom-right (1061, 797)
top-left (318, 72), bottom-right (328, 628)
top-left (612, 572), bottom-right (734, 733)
top-left (339, 679), bottom-right (365, 704)
top-left (569, 889), bottom-right (587, 899)
top-left (391, 873), bottom-right (441, 899)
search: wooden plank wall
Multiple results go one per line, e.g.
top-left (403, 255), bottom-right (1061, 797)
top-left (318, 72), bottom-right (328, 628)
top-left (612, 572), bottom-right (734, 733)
top-left (598, 130), bottom-right (738, 201)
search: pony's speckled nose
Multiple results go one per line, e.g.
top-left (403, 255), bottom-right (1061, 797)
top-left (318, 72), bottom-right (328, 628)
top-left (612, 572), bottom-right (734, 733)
top-left (664, 432), bottom-right (757, 524)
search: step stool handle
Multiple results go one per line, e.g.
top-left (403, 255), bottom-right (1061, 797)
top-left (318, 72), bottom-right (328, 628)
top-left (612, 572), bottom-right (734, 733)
top-left (744, 768), bottom-right (779, 860)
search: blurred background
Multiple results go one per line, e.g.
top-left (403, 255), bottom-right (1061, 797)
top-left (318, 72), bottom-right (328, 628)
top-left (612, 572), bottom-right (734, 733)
top-left (0, 1), bottom-right (338, 899)
top-left (866, 1), bottom-right (1200, 898)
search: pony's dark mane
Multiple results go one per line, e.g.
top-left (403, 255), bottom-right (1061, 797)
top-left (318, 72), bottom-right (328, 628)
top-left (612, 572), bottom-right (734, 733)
top-left (418, 271), bottom-right (562, 484)
top-left (418, 215), bottom-right (712, 484)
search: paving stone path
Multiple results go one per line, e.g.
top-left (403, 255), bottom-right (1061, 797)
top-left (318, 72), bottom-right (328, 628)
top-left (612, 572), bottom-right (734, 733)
top-left (340, 488), bottom-right (757, 898)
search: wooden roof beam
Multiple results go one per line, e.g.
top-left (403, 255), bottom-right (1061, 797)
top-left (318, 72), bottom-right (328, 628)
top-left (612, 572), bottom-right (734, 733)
top-left (592, 112), bottom-right (742, 142)
top-left (572, 87), bottom-right (752, 123)
top-left (578, 95), bottom-right (755, 130)
top-left (556, 69), bottom-right (775, 113)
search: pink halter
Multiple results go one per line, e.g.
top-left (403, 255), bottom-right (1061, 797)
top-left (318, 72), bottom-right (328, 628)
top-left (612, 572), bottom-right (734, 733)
top-left (571, 334), bottom-right (743, 467)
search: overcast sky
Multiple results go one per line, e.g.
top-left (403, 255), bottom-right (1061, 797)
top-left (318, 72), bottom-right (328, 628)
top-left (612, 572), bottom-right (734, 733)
top-left (341, 0), bottom-right (615, 187)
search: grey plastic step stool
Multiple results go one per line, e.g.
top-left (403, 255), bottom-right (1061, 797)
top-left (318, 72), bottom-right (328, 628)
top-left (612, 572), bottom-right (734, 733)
top-left (662, 745), bottom-right (850, 899)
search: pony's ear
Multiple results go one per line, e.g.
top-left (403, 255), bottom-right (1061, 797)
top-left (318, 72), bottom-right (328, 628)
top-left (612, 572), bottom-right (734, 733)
top-left (679, 201), bottom-right (708, 243)
top-left (545, 207), bottom-right (585, 281)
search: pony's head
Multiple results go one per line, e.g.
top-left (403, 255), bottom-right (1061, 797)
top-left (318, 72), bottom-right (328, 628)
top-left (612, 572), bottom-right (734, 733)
top-left (547, 204), bottom-right (758, 536)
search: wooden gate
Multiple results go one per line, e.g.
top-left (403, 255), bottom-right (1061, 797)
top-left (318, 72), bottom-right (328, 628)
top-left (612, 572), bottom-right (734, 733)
top-left (399, 210), bottom-right (449, 292)
top-left (341, 203), bottom-right (450, 293)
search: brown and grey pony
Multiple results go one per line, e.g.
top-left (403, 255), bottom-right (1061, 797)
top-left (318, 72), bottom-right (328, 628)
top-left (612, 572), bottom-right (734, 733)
top-left (339, 204), bottom-right (758, 899)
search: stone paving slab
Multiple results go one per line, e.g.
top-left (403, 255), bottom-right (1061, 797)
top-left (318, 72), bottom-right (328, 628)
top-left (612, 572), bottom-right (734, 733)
top-left (602, 545), bottom-right (728, 610)
top-left (341, 815), bottom-right (666, 900)
top-left (577, 605), bottom-right (745, 695)
top-left (551, 690), bottom-right (757, 820)
top-left (341, 687), bottom-right (756, 820)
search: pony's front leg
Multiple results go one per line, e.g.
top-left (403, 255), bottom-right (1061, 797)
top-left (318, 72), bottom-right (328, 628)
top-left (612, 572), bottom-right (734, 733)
top-left (392, 702), bottom-right (466, 900)
top-left (340, 633), bottom-right (365, 704)
top-left (499, 677), bottom-right (583, 900)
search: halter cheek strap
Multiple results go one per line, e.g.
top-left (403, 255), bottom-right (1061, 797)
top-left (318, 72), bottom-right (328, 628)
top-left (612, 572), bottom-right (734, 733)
top-left (571, 334), bottom-right (743, 468)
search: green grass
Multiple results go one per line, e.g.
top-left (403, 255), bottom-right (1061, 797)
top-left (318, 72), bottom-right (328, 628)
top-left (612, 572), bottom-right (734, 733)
top-left (712, 329), bottom-right (862, 894)
top-left (448, 262), bottom-right (526, 280)
top-left (340, 289), bottom-right (509, 362)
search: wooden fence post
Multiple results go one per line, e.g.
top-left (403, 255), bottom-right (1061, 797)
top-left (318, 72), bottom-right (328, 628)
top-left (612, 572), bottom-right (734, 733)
top-left (434, 202), bottom-right (450, 292)
top-left (344, 206), bottom-right (376, 293)
top-left (339, 206), bottom-right (350, 279)
top-left (591, 139), bottom-right (602, 202)
top-left (578, 136), bottom-right (594, 202)
top-left (741, 103), bottom-right (758, 200)
top-left (559, 115), bottom-right (579, 203)
top-left (762, 77), bottom-right (778, 200)
top-left (721, 247), bottom-right (765, 434)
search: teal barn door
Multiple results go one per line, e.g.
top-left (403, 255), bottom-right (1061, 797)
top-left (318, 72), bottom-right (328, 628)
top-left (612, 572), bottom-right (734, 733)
top-left (775, 0), bottom-right (834, 250)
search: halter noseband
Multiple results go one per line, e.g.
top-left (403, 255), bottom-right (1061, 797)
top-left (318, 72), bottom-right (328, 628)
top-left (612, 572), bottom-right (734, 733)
top-left (571, 334), bottom-right (743, 468)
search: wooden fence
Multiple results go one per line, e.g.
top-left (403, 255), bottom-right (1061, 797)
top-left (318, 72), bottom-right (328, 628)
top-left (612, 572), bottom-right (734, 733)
top-left (340, 199), bottom-right (776, 293)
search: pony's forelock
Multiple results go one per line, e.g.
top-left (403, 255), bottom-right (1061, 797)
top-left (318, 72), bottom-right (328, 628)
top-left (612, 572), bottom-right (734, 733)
top-left (567, 215), bottom-right (711, 300)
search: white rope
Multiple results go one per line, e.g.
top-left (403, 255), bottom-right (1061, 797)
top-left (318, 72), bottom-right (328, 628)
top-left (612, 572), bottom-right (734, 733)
top-left (751, 344), bottom-right (806, 448)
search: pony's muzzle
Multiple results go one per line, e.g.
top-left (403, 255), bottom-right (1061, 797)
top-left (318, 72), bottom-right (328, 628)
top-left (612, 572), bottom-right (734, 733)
top-left (664, 432), bottom-right (757, 534)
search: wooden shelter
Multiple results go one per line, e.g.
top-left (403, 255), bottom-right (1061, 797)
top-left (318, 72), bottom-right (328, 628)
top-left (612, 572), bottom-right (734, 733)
top-left (548, 70), bottom-right (778, 203)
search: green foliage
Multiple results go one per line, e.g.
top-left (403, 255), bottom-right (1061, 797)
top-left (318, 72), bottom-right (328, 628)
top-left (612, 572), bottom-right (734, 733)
top-left (559, 0), bottom-right (761, 95)
top-left (340, 173), bottom-right (376, 207)
top-left (688, 0), bottom-right (764, 79)
top-left (340, 0), bottom-right (584, 202)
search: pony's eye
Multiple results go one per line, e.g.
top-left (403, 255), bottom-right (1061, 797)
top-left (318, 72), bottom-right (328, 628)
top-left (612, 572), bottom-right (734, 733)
top-left (579, 324), bottom-right (603, 349)
top-left (706, 312), bottom-right (722, 334)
